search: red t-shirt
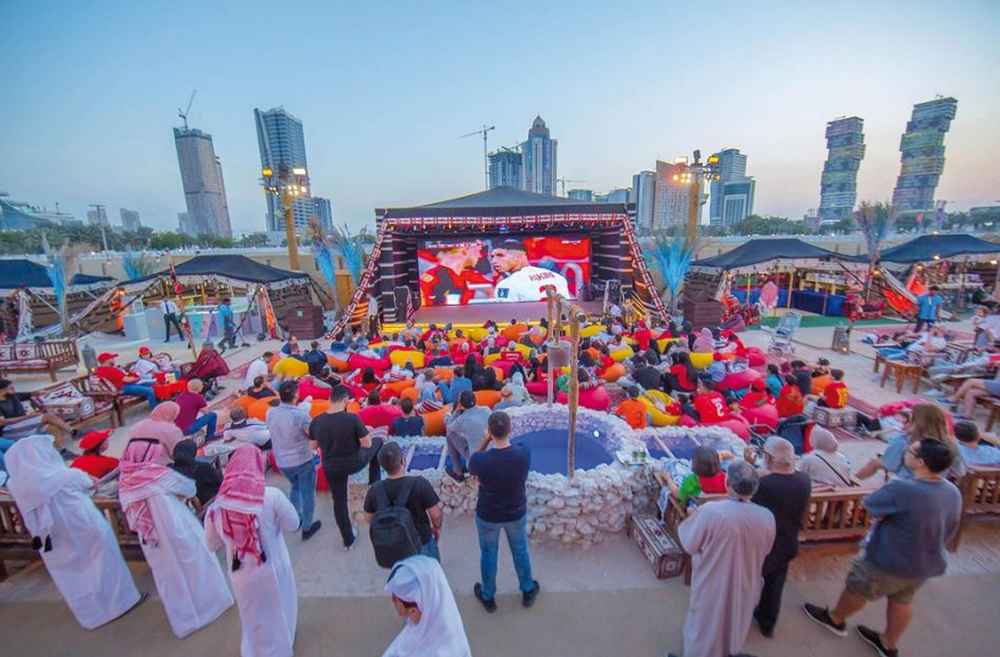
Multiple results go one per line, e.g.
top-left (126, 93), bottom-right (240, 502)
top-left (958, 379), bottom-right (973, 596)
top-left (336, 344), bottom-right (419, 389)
top-left (823, 381), bottom-right (849, 409)
top-left (634, 328), bottom-right (652, 352)
top-left (174, 391), bottom-right (207, 432)
top-left (694, 392), bottom-right (729, 423)
top-left (71, 453), bottom-right (119, 478)
top-left (671, 365), bottom-right (696, 391)
top-left (740, 390), bottom-right (770, 408)
top-left (358, 403), bottom-right (402, 430)
top-left (95, 366), bottom-right (128, 390)
top-left (776, 385), bottom-right (804, 418)
top-left (698, 471), bottom-right (728, 495)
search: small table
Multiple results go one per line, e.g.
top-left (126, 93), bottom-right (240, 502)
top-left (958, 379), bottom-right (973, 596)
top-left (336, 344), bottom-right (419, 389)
top-left (153, 379), bottom-right (188, 400)
top-left (880, 361), bottom-right (924, 394)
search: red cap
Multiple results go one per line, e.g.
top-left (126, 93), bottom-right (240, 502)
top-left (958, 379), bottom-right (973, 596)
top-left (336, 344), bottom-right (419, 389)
top-left (713, 352), bottom-right (723, 361)
top-left (138, 346), bottom-right (152, 355)
top-left (97, 352), bottom-right (118, 363)
top-left (79, 429), bottom-right (112, 451)
top-left (752, 379), bottom-right (767, 391)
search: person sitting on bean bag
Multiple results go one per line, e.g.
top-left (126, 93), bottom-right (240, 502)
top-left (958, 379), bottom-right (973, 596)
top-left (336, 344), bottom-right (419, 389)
top-left (765, 364), bottom-right (783, 399)
top-left (615, 386), bottom-right (648, 430)
top-left (595, 345), bottom-right (616, 378)
top-left (246, 375), bottom-right (276, 400)
top-left (391, 398), bottom-right (425, 437)
top-left (740, 379), bottom-right (771, 409)
top-left (665, 352), bottom-right (699, 395)
top-left (776, 375), bottom-right (805, 418)
top-left (687, 377), bottom-right (729, 423)
top-left (705, 352), bottom-right (728, 383)
top-left (633, 321), bottom-right (653, 352)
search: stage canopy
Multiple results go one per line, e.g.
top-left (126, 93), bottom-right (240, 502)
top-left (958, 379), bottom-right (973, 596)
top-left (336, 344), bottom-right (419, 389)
top-left (691, 238), bottom-right (863, 274)
top-left (380, 186), bottom-right (627, 218)
top-left (124, 254), bottom-right (310, 289)
top-left (878, 234), bottom-right (1000, 264)
top-left (0, 258), bottom-right (115, 294)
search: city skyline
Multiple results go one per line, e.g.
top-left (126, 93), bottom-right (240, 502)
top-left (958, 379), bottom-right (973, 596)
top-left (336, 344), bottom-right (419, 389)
top-left (1, 0), bottom-right (998, 234)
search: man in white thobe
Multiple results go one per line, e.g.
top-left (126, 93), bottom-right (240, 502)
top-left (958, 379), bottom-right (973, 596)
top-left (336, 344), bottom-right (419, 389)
top-left (119, 440), bottom-right (233, 638)
top-left (670, 460), bottom-right (776, 657)
top-left (4, 435), bottom-right (143, 629)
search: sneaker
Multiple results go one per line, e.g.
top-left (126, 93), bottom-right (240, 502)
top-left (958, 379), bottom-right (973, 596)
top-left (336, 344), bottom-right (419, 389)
top-left (521, 580), bottom-right (540, 608)
top-left (857, 625), bottom-right (898, 657)
top-left (802, 603), bottom-right (847, 637)
top-left (474, 583), bottom-right (497, 613)
top-left (344, 525), bottom-right (358, 551)
top-left (302, 520), bottom-right (322, 541)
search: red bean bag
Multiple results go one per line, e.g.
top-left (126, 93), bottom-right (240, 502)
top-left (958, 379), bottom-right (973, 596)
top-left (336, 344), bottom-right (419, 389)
top-left (298, 377), bottom-right (332, 401)
top-left (556, 386), bottom-right (611, 412)
top-left (346, 384), bottom-right (368, 400)
top-left (348, 353), bottom-right (391, 374)
top-left (491, 359), bottom-right (517, 380)
top-left (746, 346), bottom-right (766, 368)
top-left (526, 380), bottom-right (548, 397)
top-left (716, 369), bottom-right (761, 393)
top-left (493, 336), bottom-right (511, 348)
top-left (678, 413), bottom-right (751, 441)
top-left (475, 389), bottom-right (503, 409)
top-left (358, 403), bottom-right (402, 430)
top-left (740, 403), bottom-right (779, 430)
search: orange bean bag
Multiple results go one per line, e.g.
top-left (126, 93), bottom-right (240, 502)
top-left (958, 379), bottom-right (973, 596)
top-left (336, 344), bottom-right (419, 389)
top-left (327, 355), bottom-right (351, 373)
top-left (308, 400), bottom-right (330, 417)
top-left (434, 367), bottom-right (455, 382)
top-left (233, 395), bottom-right (256, 412)
top-left (475, 389), bottom-right (502, 409)
top-left (381, 378), bottom-right (415, 400)
top-left (400, 387), bottom-right (420, 404)
top-left (248, 397), bottom-right (279, 421)
top-left (421, 404), bottom-right (451, 436)
top-left (811, 374), bottom-right (832, 395)
top-left (598, 363), bottom-right (626, 383)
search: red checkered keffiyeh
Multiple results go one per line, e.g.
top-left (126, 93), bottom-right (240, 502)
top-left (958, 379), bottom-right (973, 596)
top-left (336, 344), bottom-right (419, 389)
top-left (215, 445), bottom-right (267, 566)
top-left (119, 440), bottom-right (173, 546)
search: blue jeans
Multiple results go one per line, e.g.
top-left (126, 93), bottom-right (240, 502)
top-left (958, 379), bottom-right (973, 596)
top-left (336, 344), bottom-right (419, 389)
top-left (476, 514), bottom-right (533, 601)
top-left (420, 536), bottom-right (440, 561)
top-left (0, 437), bottom-right (15, 470)
top-left (121, 383), bottom-right (158, 408)
top-left (281, 460), bottom-right (316, 531)
top-left (184, 412), bottom-right (218, 440)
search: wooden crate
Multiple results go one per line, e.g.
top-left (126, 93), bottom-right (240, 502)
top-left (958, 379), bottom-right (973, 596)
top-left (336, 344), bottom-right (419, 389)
top-left (813, 406), bottom-right (857, 428)
top-left (626, 515), bottom-right (685, 579)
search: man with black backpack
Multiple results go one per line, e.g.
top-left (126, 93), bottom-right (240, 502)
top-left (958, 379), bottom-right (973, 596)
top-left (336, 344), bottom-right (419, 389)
top-left (364, 441), bottom-right (443, 565)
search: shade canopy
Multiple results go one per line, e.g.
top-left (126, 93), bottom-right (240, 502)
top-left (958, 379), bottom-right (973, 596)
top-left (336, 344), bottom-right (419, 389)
top-left (877, 234), bottom-right (1000, 264)
top-left (691, 238), bottom-right (863, 273)
top-left (379, 186), bottom-right (627, 218)
top-left (0, 258), bottom-right (115, 290)
top-left (126, 254), bottom-right (310, 286)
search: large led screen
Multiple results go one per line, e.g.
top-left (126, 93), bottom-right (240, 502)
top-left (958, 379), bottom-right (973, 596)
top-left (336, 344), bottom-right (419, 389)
top-left (417, 236), bottom-right (590, 306)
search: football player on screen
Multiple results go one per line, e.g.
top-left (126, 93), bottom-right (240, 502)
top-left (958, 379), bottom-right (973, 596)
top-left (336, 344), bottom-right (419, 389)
top-left (489, 238), bottom-right (570, 302)
top-left (419, 241), bottom-right (492, 306)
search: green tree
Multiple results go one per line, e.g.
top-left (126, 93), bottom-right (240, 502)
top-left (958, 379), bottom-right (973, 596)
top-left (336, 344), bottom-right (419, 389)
top-left (238, 233), bottom-right (269, 247)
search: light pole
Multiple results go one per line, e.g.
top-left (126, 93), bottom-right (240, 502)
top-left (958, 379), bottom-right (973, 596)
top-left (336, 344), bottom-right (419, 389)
top-left (261, 163), bottom-right (309, 271)
top-left (671, 150), bottom-right (720, 239)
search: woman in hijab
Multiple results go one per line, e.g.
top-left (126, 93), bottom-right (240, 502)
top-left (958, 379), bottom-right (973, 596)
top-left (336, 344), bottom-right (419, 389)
top-left (693, 327), bottom-right (716, 353)
top-left (4, 436), bottom-right (143, 629)
top-left (129, 401), bottom-right (185, 465)
top-left (797, 427), bottom-right (854, 488)
top-left (480, 366), bottom-right (500, 391)
top-left (170, 439), bottom-right (224, 505)
top-left (119, 440), bottom-right (233, 638)
top-left (205, 445), bottom-right (300, 657)
top-left (382, 555), bottom-right (472, 657)
top-left (508, 371), bottom-right (531, 405)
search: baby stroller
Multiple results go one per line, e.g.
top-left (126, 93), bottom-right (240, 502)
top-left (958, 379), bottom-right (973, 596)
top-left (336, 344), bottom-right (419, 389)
top-left (180, 344), bottom-right (231, 401)
top-left (747, 413), bottom-right (815, 455)
top-left (765, 311), bottom-right (801, 358)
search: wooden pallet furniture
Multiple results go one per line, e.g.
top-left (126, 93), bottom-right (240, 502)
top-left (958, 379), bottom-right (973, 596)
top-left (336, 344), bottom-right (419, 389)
top-left (0, 494), bottom-right (204, 580)
top-left (0, 341), bottom-right (79, 382)
top-left (879, 361), bottom-right (924, 394)
top-left (28, 375), bottom-right (118, 430)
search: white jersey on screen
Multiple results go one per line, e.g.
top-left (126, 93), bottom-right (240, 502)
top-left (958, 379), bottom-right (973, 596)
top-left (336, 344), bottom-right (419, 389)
top-left (495, 265), bottom-right (570, 302)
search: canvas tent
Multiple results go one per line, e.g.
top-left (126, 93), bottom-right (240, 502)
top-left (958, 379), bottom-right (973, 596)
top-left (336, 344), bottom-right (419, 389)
top-left (877, 234), bottom-right (1000, 264)
top-left (690, 238), bottom-right (864, 273)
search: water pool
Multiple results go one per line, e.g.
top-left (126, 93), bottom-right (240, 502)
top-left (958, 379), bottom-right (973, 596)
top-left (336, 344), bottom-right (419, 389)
top-left (512, 429), bottom-right (614, 476)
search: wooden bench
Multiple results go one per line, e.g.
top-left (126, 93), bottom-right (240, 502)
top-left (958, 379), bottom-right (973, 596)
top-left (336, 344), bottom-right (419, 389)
top-left (663, 486), bottom-right (874, 585)
top-left (28, 375), bottom-right (119, 430)
top-left (0, 341), bottom-right (79, 382)
top-left (0, 493), bottom-right (204, 580)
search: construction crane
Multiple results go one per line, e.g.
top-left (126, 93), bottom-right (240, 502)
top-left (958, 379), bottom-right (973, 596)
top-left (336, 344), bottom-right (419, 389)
top-left (459, 125), bottom-right (495, 190)
top-left (557, 178), bottom-right (586, 197)
top-left (178, 90), bottom-right (197, 129)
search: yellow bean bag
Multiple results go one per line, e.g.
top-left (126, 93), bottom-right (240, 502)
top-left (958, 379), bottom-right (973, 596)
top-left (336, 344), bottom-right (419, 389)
top-left (390, 350), bottom-right (425, 368)
top-left (640, 390), bottom-right (679, 427)
top-left (598, 363), bottom-right (626, 382)
top-left (483, 352), bottom-right (501, 366)
top-left (656, 338), bottom-right (681, 352)
top-left (469, 328), bottom-right (490, 343)
top-left (610, 345), bottom-right (634, 363)
top-left (513, 343), bottom-right (532, 360)
top-left (421, 404), bottom-right (451, 436)
top-left (580, 324), bottom-right (602, 338)
top-left (273, 357), bottom-right (308, 378)
top-left (688, 352), bottom-right (714, 369)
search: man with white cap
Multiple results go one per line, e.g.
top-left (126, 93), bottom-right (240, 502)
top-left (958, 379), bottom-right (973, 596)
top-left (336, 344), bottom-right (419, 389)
top-left (668, 460), bottom-right (775, 657)
top-left (382, 555), bottom-right (472, 657)
top-left (3, 435), bottom-right (144, 629)
top-left (751, 436), bottom-right (812, 638)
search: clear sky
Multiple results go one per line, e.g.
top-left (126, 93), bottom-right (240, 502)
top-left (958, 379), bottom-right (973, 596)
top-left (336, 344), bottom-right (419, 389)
top-left (1, 0), bottom-right (998, 234)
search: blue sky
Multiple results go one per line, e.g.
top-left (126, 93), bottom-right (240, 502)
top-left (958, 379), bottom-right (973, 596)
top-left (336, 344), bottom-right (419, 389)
top-left (1, 0), bottom-right (998, 233)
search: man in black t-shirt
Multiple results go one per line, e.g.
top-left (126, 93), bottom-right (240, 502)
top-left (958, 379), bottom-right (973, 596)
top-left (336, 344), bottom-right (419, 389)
top-left (363, 442), bottom-right (442, 560)
top-left (309, 385), bottom-right (383, 550)
top-left (468, 410), bottom-right (539, 613)
top-left (752, 436), bottom-right (812, 637)
top-left (791, 360), bottom-right (813, 398)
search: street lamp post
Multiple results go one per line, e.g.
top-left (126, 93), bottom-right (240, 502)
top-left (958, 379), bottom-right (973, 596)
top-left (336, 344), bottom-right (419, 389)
top-left (261, 163), bottom-right (310, 271)
top-left (673, 150), bottom-right (720, 239)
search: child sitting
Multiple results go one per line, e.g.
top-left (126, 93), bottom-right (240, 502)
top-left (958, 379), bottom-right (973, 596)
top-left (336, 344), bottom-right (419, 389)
top-left (654, 445), bottom-right (729, 513)
top-left (615, 386), bottom-right (649, 430)
top-left (705, 352), bottom-right (728, 383)
top-left (765, 364), bottom-right (783, 399)
top-left (776, 375), bottom-right (805, 418)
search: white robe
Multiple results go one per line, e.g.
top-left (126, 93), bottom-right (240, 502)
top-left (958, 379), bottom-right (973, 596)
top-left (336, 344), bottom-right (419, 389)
top-left (205, 487), bottom-right (300, 657)
top-left (17, 469), bottom-right (141, 629)
top-left (678, 499), bottom-right (776, 657)
top-left (133, 470), bottom-right (234, 638)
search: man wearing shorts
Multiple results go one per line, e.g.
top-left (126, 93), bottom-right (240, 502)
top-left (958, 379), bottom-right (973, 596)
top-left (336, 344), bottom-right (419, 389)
top-left (803, 439), bottom-right (961, 657)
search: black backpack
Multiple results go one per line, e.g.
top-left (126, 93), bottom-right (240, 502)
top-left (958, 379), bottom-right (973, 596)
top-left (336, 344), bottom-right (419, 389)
top-left (369, 478), bottom-right (422, 568)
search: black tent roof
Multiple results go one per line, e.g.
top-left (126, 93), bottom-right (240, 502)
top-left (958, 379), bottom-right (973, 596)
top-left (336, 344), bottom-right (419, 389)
top-left (380, 187), bottom-right (629, 218)
top-left (878, 234), bottom-right (1000, 264)
top-left (127, 254), bottom-right (310, 285)
top-left (692, 238), bottom-right (862, 270)
top-left (0, 259), bottom-right (115, 289)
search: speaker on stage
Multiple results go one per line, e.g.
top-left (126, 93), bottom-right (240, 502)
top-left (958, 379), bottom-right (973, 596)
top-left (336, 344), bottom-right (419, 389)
top-left (394, 286), bottom-right (414, 322)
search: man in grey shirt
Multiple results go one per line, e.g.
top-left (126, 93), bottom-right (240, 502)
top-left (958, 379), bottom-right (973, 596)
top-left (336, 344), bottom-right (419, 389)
top-left (445, 390), bottom-right (491, 481)
top-left (804, 439), bottom-right (962, 657)
top-left (266, 380), bottom-right (322, 540)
